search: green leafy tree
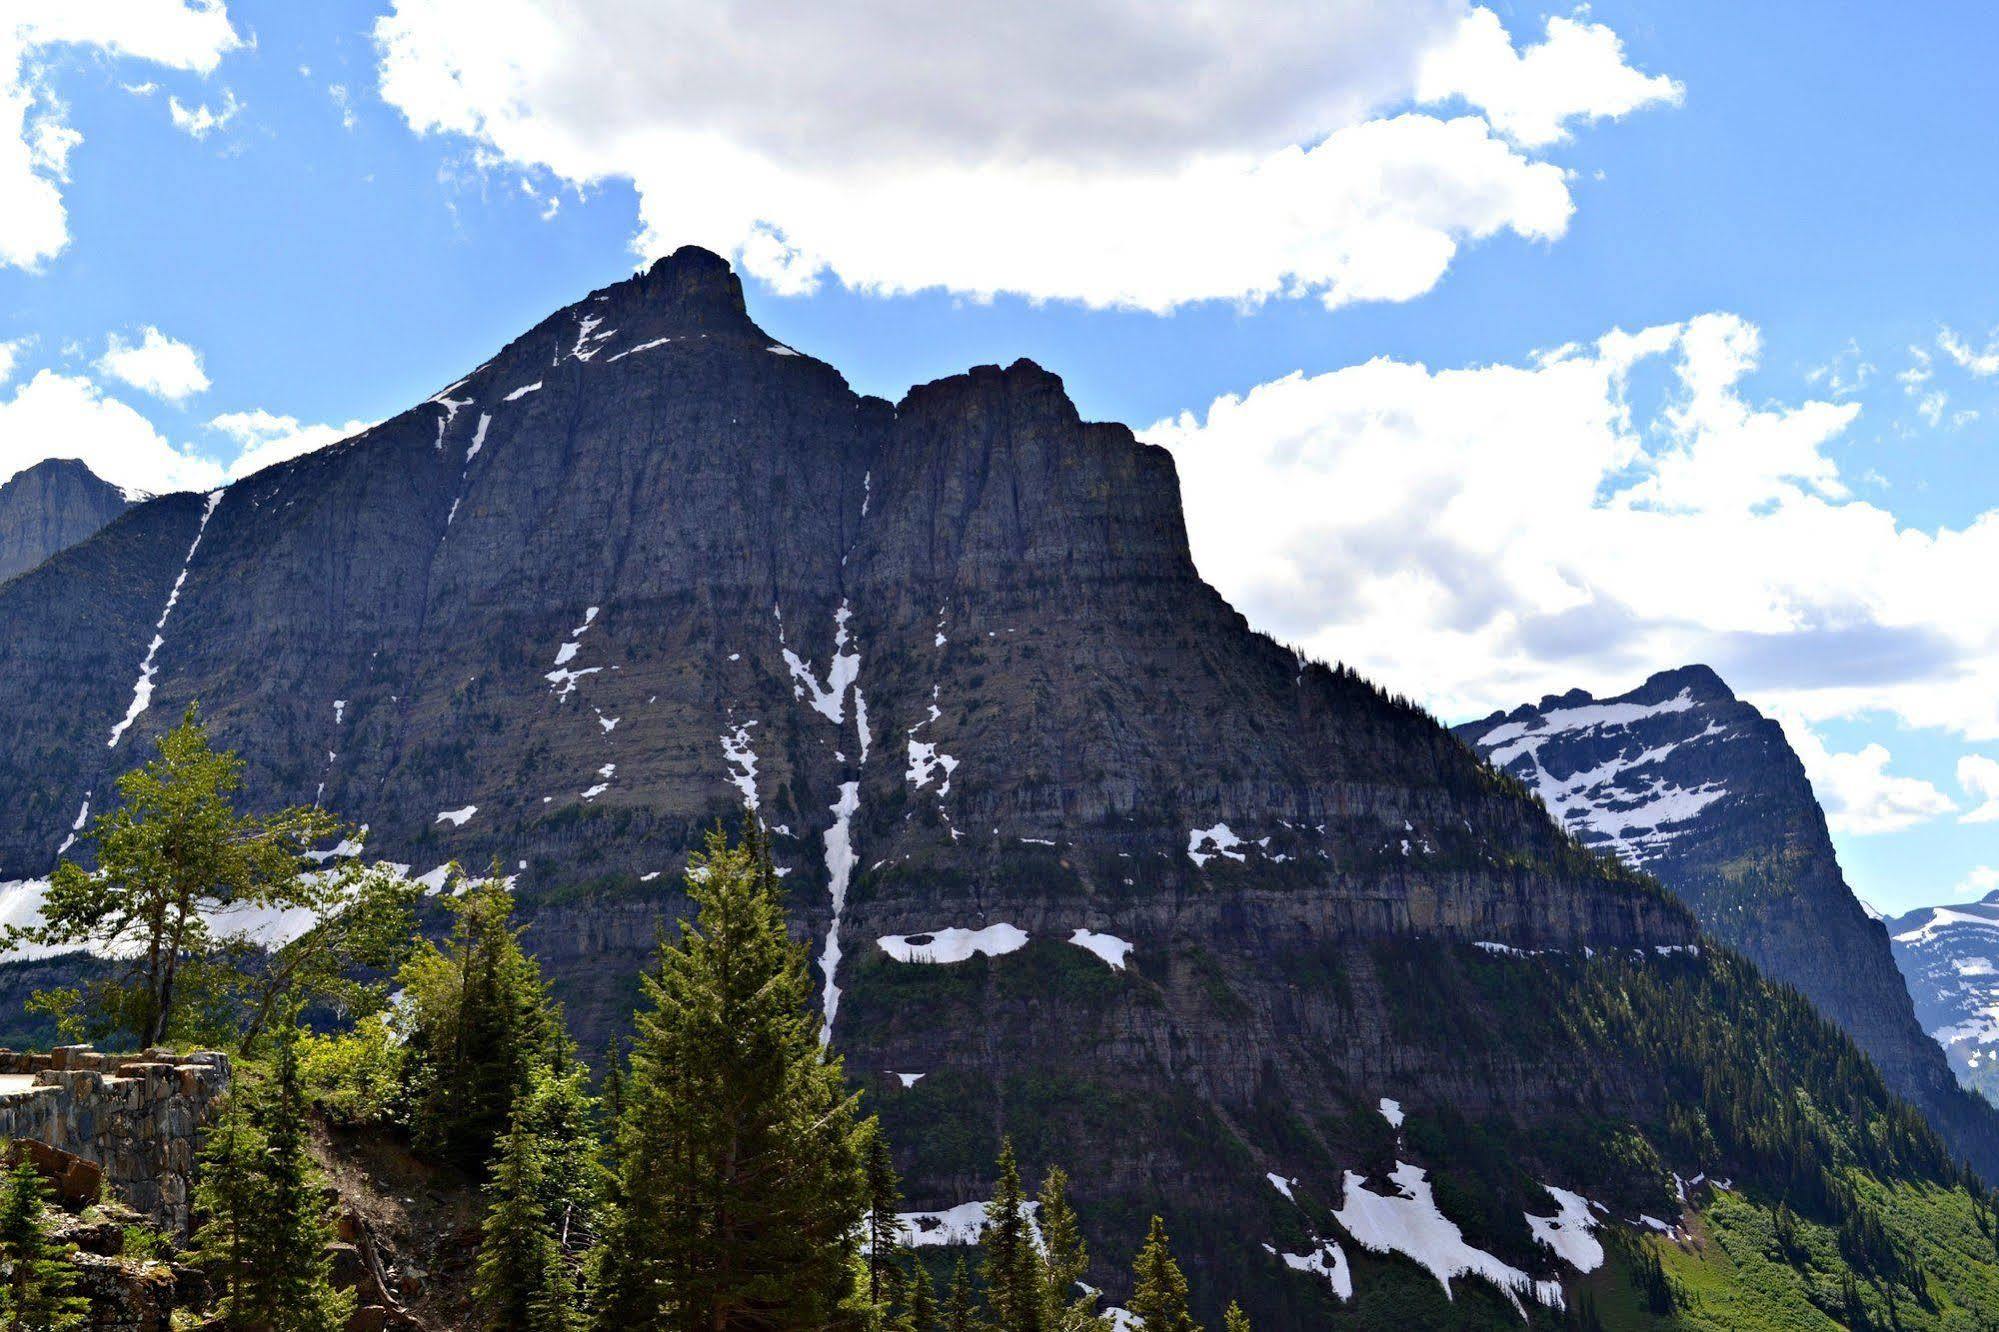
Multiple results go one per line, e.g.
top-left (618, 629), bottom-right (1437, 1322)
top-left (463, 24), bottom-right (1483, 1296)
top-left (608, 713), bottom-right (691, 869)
top-left (980, 1140), bottom-right (1041, 1332)
top-left (592, 825), bottom-right (871, 1331)
top-left (192, 1033), bottom-right (353, 1331)
top-left (475, 1063), bottom-right (601, 1329)
top-left (399, 875), bottom-right (562, 1171)
top-left (0, 1153), bottom-right (87, 1330)
top-left (228, 861), bottom-right (422, 1053)
top-left (6, 707), bottom-right (350, 1046)
top-left (1128, 1217), bottom-right (1198, 1332)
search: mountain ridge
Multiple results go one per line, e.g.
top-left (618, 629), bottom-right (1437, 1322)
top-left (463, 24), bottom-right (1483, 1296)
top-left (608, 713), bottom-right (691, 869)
top-left (1456, 665), bottom-right (1999, 1181)
top-left (3, 249), bottom-right (1994, 1325)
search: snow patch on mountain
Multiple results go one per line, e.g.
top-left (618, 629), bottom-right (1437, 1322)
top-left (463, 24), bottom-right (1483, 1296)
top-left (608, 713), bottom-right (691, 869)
top-left (878, 924), bottom-right (1028, 964)
top-left (108, 489), bottom-right (223, 749)
top-left (1333, 1162), bottom-right (1564, 1313)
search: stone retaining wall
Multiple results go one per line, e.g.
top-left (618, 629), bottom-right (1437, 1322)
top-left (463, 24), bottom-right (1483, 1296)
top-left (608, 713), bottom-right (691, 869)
top-left (0, 1045), bottom-right (229, 1233)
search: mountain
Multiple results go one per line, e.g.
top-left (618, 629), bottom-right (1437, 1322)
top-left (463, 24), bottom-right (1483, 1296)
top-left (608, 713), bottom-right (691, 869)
top-left (1455, 666), bottom-right (1999, 1180)
top-left (0, 457), bottom-right (133, 583)
top-left (1885, 892), bottom-right (1999, 1103)
top-left (2, 250), bottom-right (1997, 1326)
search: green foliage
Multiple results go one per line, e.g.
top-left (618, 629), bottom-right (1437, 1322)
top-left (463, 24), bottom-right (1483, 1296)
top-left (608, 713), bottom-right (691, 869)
top-left (592, 825), bottom-right (870, 1330)
top-left (295, 1010), bottom-right (406, 1126)
top-left (980, 1140), bottom-right (1043, 1332)
top-left (1037, 1168), bottom-right (1100, 1332)
top-left (7, 706), bottom-right (352, 1047)
top-left (942, 1258), bottom-right (980, 1332)
top-left (191, 1032), bottom-right (353, 1331)
top-left (0, 1152), bottom-right (87, 1330)
top-left (475, 1062), bottom-right (601, 1329)
top-left (865, 1126), bottom-right (905, 1316)
top-left (225, 861), bottom-right (422, 1055)
top-left (399, 876), bottom-right (563, 1172)
top-left (1128, 1215), bottom-right (1199, 1332)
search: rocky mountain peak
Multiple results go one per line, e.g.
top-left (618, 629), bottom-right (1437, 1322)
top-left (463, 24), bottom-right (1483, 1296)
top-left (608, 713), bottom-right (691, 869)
top-left (1460, 665), bottom-right (1999, 1179)
top-left (0, 458), bottom-right (133, 584)
top-left (628, 244), bottom-right (760, 334)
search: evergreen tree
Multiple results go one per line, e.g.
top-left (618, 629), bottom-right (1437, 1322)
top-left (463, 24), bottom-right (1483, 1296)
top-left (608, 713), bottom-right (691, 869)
top-left (7, 706), bottom-right (348, 1046)
top-left (1036, 1168), bottom-right (1097, 1331)
top-left (865, 1127), bottom-right (905, 1312)
top-left (980, 1140), bottom-right (1041, 1332)
top-left (592, 825), bottom-right (870, 1331)
top-left (1128, 1217), bottom-right (1198, 1332)
top-left (192, 1033), bottom-right (352, 1331)
top-left (904, 1255), bottom-right (938, 1332)
top-left (1221, 1301), bottom-right (1250, 1332)
top-left (0, 1154), bottom-right (87, 1331)
top-left (400, 876), bottom-right (562, 1171)
top-left (475, 1063), bottom-right (600, 1329)
top-left (942, 1257), bottom-right (981, 1332)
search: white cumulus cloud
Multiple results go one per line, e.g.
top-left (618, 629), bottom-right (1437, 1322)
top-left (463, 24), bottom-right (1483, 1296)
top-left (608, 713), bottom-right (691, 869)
top-left (1, 1), bottom-right (243, 269)
top-left (1959, 755), bottom-right (1999, 824)
top-left (1415, 9), bottom-right (1682, 147)
top-left (1149, 311), bottom-right (1999, 774)
top-left (208, 408), bottom-right (371, 479)
top-left (0, 370), bottom-right (224, 494)
top-left (1776, 718), bottom-right (1955, 836)
top-left (1956, 866), bottom-right (1999, 900)
top-left (96, 326), bottom-right (211, 402)
top-left (372, 0), bottom-right (1674, 311)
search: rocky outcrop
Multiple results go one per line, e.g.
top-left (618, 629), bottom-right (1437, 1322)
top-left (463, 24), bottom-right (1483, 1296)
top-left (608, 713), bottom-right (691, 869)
top-left (1456, 666), bottom-right (1999, 1181)
top-left (0, 458), bottom-right (132, 584)
top-left (0, 1046), bottom-right (229, 1232)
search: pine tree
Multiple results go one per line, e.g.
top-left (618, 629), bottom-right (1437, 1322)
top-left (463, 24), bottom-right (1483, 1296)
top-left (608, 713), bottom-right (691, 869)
top-left (1221, 1301), bottom-right (1250, 1332)
top-left (942, 1257), bottom-right (981, 1332)
top-left (475, 1063), bottom-right (600, 1329)
top-left (905, 1255), bottom-right (938, 1332)
top-left (193, 1033), bottom-right (352, 1331)
top-left (1128, 1217), bottom-right (1198, 1332)
top-left (592, 825), bottom-right (871, 1330)
top-left (980, 1140), bottom-right (1041, 1332)
top-left (865, 1127), bottom-right (905, 1313)
top-left (1036, 1168), bottom-right (1096, 1331)
top-left (0, 1154), bottom-right (87, 1331)
top-left (400, 876), bottom-right (562, 1171)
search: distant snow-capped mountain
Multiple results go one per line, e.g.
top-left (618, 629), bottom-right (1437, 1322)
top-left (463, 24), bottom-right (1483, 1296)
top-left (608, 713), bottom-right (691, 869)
top-left (1458, 666), bottom-right (1999, 1168)
top-left (1886, 893), bottom-right (1999, 1103)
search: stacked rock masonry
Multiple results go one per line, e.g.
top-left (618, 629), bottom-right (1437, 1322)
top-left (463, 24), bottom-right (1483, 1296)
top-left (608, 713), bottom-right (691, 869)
top-left (0, 1045), bottom-right (230, 1233)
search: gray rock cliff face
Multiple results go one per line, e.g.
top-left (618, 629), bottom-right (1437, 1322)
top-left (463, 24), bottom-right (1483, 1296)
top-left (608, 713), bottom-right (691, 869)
top-left (0, 458), bottom-right (132, 584)
top-left (1456, 665), bottom-right (1999, 1179)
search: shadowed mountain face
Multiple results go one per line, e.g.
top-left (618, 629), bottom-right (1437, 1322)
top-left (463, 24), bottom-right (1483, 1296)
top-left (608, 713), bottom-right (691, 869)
top-left (0, 458), bottom-right (133, 584)
top-left (1885, 894), bottom-right (1999, 1105)
top-left (1456, 667), bottom-right (1999, 1179)
top-left (3, 249), bottom-right (1971, 1323)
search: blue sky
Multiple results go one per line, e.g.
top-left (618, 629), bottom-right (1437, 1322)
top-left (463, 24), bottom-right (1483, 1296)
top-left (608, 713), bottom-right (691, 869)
top-left (3, 0), bottom-right (1997, 912)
